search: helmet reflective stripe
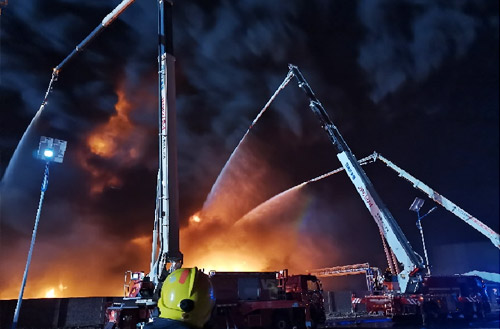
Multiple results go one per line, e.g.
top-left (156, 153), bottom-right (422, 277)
top-left (179, 269), bottom-right (190, 284)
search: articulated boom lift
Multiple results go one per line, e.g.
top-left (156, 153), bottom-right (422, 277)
top-left (370, 152), bottom-right (500, 250)
top-left (288, 65), bottom-right (423, 293)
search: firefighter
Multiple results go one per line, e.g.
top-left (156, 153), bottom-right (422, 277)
top-left (383, 267), bottom-right (393, 282)
top-left (145, 267), bottom-right (215, 329)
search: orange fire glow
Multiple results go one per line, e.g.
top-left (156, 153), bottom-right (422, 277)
top-left (180, 184), bottom-right (335, 274)
top-left (1, 184), bottom-right (335, 300)
top-left (2, 84), bottom-right (340, 300)
top-left (1, 222), bottom-right (150, 299)
top-left (78, 84), bottom-right (149, 195)
top-left (87, 136), bottom-right (116, 159)
top-left (88, 88), bottom-right (133, 158)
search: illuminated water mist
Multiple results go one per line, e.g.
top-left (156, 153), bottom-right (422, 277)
top-left (200, 72), bottom-right (293, 220)
top-left (182, 168), bottom-right (343, 273)
top-left (234, 168), bottom-right (343, 227)
top-left (1, 73), bottom-right (58, 184)
top-left (1, 109), bottom-right (43, 184)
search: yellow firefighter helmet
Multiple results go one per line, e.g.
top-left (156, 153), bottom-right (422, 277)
top-left (158, 267), bottom-right (215, 328)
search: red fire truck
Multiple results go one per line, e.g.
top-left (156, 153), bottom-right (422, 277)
top-left (350, 274), bottom-right (491, 323)
top-left (209, 270), bottom-right (325, 329)
top-left (106, 269), bottom-right (325, 329)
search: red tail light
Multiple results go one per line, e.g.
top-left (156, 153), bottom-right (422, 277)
top-left (108, 310), bottom-right (119, 323)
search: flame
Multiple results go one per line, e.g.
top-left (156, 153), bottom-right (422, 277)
top-left (45, 288), bottom-right (56, 298)
top-left (189, 213), bottom-right (202, 224)
top-left (43, 282), bottom-right (68, 298)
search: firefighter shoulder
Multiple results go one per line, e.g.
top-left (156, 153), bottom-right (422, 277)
top-left (157, 267), bottom-right (215, 328)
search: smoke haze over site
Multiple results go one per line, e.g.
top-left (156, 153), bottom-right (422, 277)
top-left (0, 0), bottom-right (498, 298)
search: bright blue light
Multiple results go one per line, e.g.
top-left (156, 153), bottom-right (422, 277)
top-left (43, 149), bottom-right (54, 158)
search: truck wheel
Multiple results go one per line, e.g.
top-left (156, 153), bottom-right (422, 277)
top-left (463, 304), bottom-right (474, 321)
top-left (423, 303), bottom-right (439, 323)
top-left (309, 306), bottom-right (323, 329)
top-left (272, 312), bottom-right (292, 329)
top-left (292, 309), bottom-right (306, 329)
top-left (476, 305), bottom-right (486, 319)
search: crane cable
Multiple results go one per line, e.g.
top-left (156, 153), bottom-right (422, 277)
top-left (379, 231), bottom-right (396, 274)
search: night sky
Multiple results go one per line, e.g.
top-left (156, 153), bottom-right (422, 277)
top-left (0, 0), bottom-right (498, 298)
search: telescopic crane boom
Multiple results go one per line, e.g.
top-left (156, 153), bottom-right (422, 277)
top-left (306, 151), bottom-right (500, 252)
top-left (150, 0), bottom-right (182, 286)
top-left (288, 65), bottom-right (423, 293)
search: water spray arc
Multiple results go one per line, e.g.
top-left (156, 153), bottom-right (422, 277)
top-left (200, 71), bottom-right (294, 215)
top-left (233, 169), bottom-right (341, 227)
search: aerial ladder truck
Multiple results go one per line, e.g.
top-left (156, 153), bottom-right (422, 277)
top-left (289, 65), bottom-right (424, 294)
top-left (288, 65), bottom-right (492, 322)
top-left (105, 1), bottom-right (182, 327)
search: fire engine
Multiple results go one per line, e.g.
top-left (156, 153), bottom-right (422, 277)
top-left (209, 270), bottom-right (325, 329)
top-left (419, 275), bottom-right (491, 320)
top-left (106, 270), bottom-right (326, 328)
top-left (287, 65), bottom-right (494, 324)
top-left (349, 274), bottom-right (491, 322)
top-left (308, 151), bottom-right (497, 322)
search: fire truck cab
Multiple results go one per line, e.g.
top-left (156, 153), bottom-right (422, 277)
top-left (278, 270), bottom-right (326, 326)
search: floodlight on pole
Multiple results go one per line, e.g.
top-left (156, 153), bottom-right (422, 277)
top-left (12, 136), bottom-right (67, 329)
top-left (409, 197), bottom-right (425, 213)
top-left (43, 149), bottom-right (54, 158)
top-left (409, 197), bottom-right (437, 276)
